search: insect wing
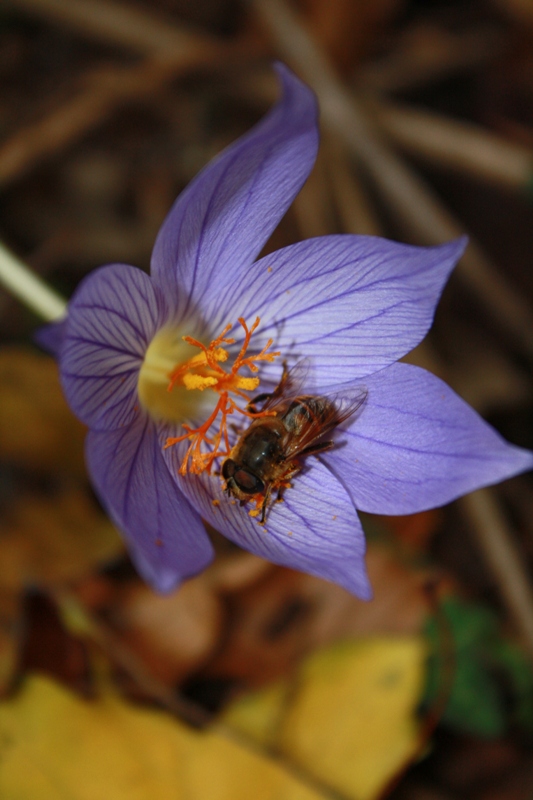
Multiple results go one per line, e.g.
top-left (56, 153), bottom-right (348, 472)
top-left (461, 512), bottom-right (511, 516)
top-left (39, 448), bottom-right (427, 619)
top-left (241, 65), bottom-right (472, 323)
top-left (283, 385), bottom-right (368, 460)
top-left (326, 385), bottom-right (368, 426)
top-left (282, 358), bottom-right (311, 396)
top-left (252, 358), bottom-right (311, 413)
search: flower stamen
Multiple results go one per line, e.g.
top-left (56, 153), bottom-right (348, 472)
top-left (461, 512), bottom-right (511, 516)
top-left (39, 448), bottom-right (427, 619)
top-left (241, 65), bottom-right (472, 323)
top-left (164, 317), bottom-right (280, 475)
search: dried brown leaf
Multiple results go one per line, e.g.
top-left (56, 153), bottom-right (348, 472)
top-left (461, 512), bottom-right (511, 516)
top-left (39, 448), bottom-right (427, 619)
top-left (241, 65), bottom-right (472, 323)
top-left (108, 577), bottom-right (223, 685)
top-left (202, 543), bottom-right (439, 688)
top-left (0, 488), bottom-right (122, 592)
top-left (0, 347), bottom-right (86, 475)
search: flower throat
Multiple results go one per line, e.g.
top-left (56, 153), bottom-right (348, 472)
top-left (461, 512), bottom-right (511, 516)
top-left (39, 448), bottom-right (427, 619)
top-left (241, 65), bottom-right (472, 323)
top-left (138, 317), bottom-right (280, 475)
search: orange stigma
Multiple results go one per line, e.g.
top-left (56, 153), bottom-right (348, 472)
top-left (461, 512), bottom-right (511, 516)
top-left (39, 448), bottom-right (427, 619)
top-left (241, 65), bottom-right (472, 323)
top-left (164, 317), bottom-right (279, 475)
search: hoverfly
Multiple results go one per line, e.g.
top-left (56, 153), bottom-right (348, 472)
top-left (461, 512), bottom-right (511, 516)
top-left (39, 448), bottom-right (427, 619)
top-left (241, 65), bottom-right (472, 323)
top-left (222, 361), bottom-right (367, 523)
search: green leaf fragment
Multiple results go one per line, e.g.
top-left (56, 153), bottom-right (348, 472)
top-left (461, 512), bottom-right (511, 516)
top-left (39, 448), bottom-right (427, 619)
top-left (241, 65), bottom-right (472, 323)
top-left (423, 597), bottom-right (533, 737)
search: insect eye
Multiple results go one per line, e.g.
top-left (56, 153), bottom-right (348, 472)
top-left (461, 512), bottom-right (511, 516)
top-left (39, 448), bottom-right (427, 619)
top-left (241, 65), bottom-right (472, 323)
top-left (222, 459), bottom-right (236, 480)
top-left (234, 469), bottom-right (265, 494)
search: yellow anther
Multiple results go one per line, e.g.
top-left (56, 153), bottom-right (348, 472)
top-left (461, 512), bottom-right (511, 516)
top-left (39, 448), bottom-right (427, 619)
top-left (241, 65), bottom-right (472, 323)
top-left (182, 351), bottom-right (209, 369)
top-left (173, 345), bottom-right (228, 377)
top-left (182, 373), bottom-right (218, 391)
top-left (234, 376), bottom-right (260, 391)
top-left (212, 347), bottom-right (229, 363)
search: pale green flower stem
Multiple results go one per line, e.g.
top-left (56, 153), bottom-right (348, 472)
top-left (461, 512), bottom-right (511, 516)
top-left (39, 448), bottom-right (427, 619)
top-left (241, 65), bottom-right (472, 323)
top-left (0, 241), bottom-right (67, 321)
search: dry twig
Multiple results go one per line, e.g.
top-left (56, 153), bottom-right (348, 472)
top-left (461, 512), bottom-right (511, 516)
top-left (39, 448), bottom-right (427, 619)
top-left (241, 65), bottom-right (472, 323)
top-left (0, 60), bottom-right (174, 186)
top-left (358, 22), bottom-right (502, 93)
top-left (459, 490), bottom-right (533, 662)
top-left (292, 146), bottom-right (337, 239)
top-left (5, 0), bottom-right (218, 59)
top-left (371, 100), bottom-right (533, 192)
top-left (323, 137), bottom-right (382, 237)
top-left (251, 0), bottom-right (533, 364)
top-left (0, 0), bottom-right (253, 186)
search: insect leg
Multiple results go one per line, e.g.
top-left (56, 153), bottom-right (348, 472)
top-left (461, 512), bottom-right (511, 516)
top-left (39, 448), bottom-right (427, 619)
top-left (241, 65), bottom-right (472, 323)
top-left (274, 461), bottom-right (301, 507)
top-left (276, 486), bottom-right (284, 502)
top-left (259, 484), bottom-right (273, 524)
top-left (247, 360), bottom-right (290, 412)
top-left (247, 392), bottom-right (272, 412)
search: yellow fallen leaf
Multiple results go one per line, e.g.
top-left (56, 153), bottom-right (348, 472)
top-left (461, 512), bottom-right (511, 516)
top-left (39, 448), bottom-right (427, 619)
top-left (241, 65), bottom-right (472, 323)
top-left (224, 637), bottom-right (427, 800)
top-left (0, 674), bottom-right (323, 800)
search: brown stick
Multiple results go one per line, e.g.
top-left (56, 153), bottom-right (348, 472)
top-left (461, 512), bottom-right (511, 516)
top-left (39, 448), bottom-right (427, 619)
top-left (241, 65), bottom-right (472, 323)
top-left (460, 490), bottom-right (533, 662)
top-left (371, 99), bottom-right (533, 191)
top-left (0, 0), bottom-right (254, 186)
top-left (5, 0), bottom-right (218, 58)
top-left (359, 22), bottom-right (501, 93)
top-left (0, 37), bottom-right (249, 188)
top-left (324, 138), bottom-right (382, 237)
top-left (251, 0), bottom-right (533, 363)
top-left (292, 146), bottom-right (337, 239)
top-left (0, 60), bottom-right (171, 185)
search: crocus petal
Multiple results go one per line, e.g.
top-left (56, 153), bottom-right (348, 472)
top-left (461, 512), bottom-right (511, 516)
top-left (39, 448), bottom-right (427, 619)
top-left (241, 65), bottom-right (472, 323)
top-left (34, 318), bottom-right (67, 357)
top-left (60, 264), bottom-right (166, 431)
top-left (87, 413), bottom-right (214, 592)
top-left (162, 439), bottom-right (371, 599)
top-left (150, 63), bottom-right (319, 321)
top-left (325, 362), bottom-right (533, 515)
top-left (208, 235), bottom-right (467, 387)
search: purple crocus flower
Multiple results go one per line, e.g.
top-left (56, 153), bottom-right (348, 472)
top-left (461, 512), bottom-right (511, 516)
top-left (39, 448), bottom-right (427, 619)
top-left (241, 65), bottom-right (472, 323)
top-left (46, 64), bottom-right (533, 600)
